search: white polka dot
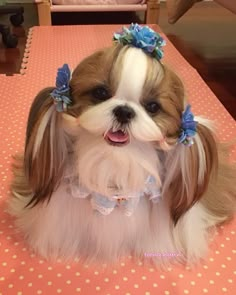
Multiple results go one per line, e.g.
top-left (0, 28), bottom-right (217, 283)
top-left (203, 265), bottom-right (208, 269)
top-left (142, 276), bottom-right (147, 280)
top-left (225, 237), bottom-right (230, 241)
top-left (134, 284), bottom-right (139, 288)
top-left (209, 280), bottom-right (214, 284)
top-left (221, 264), bottom-right (226, 268)
top-left (57, 273), bottom-right (62, 277)
top-left (104, 278), bottom-right (109, 282)
top-left (113, 270), bottom-right (118, 274)
top-left (209, 257), bottom-right (214, 262)
top-left (160, 275), bottom-right (165, 279)
top-left (66, 265), bottom-right (71, 269)
top-left (10, 268), bottom-right (15, 273)
top-left (76, 288), bottom-right (81, 292)
top-left (96, 286), bottom-right (101, 291)
top-left (145, 292), bottom-right (151, 295)
top-left (184, 290), bottom-right (189, 294)
top-left (216, 272), bottom-right (221, 276)
top-left (220, 244), bottom-right (225, 248)
top-left (8, 284), bottom-right (14, 288)
top-left (75, 272), bottom-right (80, 276)
top-left (197, 273), bottom-right (202, 277)
top-left (179, 274), bottom-right (184, 278)
top-left (94, 271), bottom-right (99, 275)
top-left (120, 262), bottom-right (125, 266)
top-left (203, 289), bottom-right (208, 293)
top-left (228, 279), bottom-right (233, 283)
top-left (222, 287), bottom-right (227, 292)
top-left (48, 281), bottom-right (52, 285)
top-left (48, 266), bottom-right (53, 270)
top-left (153, 283), bottom-right (158, 287)
top-left (149, 268), bottom-right (155, 272)
top-left (19, 276), bottom-right (24, 280)
top-left (215, 251), bottom-right (220, 254)
top-left (138, 261), bottom-right (143, 266)
top-left (66, 280), bottom-right (71, 285)
top-left (57, 289), bottom-right (62, 293)
top-left (29, 267), bottom-right (34, 272)
top-left (172, 282), bottom-right (177, 286)
top-left (190, 281), bottom-right (196, 286)
top-left (28, 283), bottom-right (33, 287)
top-left (115, 285), bottom-right (120, 290)
top-left (0, 277), bottom-right (5, 281)
top-left (130, 269), bottom-right (135, 273)
top-left (226, 257), bottom-right (232, 261)
top-left (164, 291), bottom-right (170, 295)
top-left (85, 279), bottom-right (90, 283)
top-left (37, 290), bottom-right (42, 294)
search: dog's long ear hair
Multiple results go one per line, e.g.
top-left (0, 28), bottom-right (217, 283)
top-left (164, 118), bottom-right (218, 224)
top-left (24, 87), bottom-right (69, 206)
top-left (159, 68), bottom-right (218, 224)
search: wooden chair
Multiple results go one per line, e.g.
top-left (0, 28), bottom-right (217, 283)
top-left (35, 0), bottom-right (160, 26)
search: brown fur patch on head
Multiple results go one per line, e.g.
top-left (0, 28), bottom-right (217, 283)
top-left (68, 44), bottom-right (128, 117)
top-left (141, 62), bottom-right (185, 147)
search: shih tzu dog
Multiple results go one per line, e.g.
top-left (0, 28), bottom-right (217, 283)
top-left (9, 24), bottom-right (236, 266)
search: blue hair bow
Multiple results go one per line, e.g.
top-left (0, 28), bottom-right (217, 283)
top-left (113, 23), bottom-right (166, 60)
top-left (178, 105), bottom-right (198, 146)
top-left (50, 64), bottom-right (72, 112)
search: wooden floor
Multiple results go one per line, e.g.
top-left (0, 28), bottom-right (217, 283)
top-left (0, 2), bottom-right (235, 119)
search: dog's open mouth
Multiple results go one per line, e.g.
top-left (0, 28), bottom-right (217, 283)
top-left (104, 129), bottom-right (129, 146)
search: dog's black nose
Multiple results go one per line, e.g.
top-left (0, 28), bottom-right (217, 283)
top-left (113, 105), bottom-right (135, 124)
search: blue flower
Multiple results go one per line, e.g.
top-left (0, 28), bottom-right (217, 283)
top-left (50, 64), bottom-right (72, 112)
top-left (178, 105), bottom-right (198, 146)
top-left (113, 24), bottom-right (166, 60)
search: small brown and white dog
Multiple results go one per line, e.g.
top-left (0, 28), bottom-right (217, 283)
top-left (9, 28), bottom-right (236, 267)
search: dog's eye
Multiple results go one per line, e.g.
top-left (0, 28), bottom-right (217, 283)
top-left (91, 86), bottom-right (110, 101)
top-left (144, 101), bottom-right (160, 114)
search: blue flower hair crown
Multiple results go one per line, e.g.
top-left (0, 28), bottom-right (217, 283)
top-left (178, 105), bottom-right (198, 146)
top-left (50, 64), bottom-right (72, 112)
top-left (113, 23), bottom-right (166, 60)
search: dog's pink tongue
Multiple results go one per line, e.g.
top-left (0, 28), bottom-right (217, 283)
top-left (107, 130), bottom-right (128, 143)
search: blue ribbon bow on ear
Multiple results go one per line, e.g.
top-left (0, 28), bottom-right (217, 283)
top-left (178, 105), bottom-right (198, 146)
top-left (50, 64), bottom-right (72, 112)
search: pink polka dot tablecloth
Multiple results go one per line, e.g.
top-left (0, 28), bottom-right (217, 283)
top-left (0, 25), bottom-right (236, 295)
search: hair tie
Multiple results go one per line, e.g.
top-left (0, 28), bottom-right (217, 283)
top-left (178, 105), bottom-right (198, 146)
top-left (113, 23), bottom-right (166, 60)
top-left (50, 64), bottom-right (72, 112)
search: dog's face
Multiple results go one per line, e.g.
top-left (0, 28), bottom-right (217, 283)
top-left (67, 44), bottom-right (184, 150)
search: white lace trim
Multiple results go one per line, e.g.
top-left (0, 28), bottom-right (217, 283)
top-left (65, 175), bottom-right (162, 216)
